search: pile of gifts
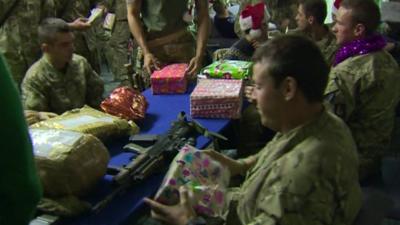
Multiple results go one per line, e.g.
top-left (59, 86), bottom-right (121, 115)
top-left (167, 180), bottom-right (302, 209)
top-left (150, 60), bottom-right (252, 119)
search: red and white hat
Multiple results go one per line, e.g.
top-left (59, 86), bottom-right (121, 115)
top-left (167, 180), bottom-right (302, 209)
top-left (239, 2), bottom-right (270, 39)
top-left (332, 0), bottom-right (343, 15)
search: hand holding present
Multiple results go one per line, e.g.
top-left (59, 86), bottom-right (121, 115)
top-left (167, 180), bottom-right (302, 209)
top-left (144, 186), bottom-right (197, 225)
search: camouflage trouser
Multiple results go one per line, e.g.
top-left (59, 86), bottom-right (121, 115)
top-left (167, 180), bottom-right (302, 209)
top-left (74, 31), bottom-right (101, 73)
top-left (1, 50), bottom-right (29, 87)
top-left (103, 20), bottom-right (131, 81)
top-left (0, 20), bottom-right (41, 87)
top-left (133, 29), bottom-right (196, 88)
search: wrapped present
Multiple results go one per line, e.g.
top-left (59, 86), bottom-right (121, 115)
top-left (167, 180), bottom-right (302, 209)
top-left (190, 79), bottom-right (243, 119)
top-left (31, 128), bottom-right (109, 197)
top-left (201, 60), bottom-right (252, 79)
top-left (100, 87), bottom-right (148, 121)
top-left (151, 64), bottom-right (188, 94)
top-left (155, 145), bottom-right (230, 217)
top-left (31, 105), bottom-right (139, 140)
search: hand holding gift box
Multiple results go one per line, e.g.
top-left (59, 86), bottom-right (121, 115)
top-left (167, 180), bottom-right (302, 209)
top-left (154, 145), bottom-right (230, 217)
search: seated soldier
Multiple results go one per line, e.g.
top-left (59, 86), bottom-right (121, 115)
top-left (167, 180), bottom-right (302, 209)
top-left (214, 2), bottom-right (269, 61)
top-left (21, 18), bottom-right (104, 115)
top-left (211, 0), bottom-right (238, 39)
top-left (294, 0), bottom-right (338, 65)
top-left (325, 0), bottom-right (400, 180)
top-left (144, 35), bottom-right (362, 225)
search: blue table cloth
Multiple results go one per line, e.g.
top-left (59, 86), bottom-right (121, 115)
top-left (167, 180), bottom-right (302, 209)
top-left (60, 86), bottom-right (231, 225)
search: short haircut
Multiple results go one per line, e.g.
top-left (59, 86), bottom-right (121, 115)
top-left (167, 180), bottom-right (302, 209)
top-left (252, 35), bottom-right (329, 103)
top-left (298, 0), bottom-right (327, 25)
top-left (341, 0), bottom-right (380, 34)
top-left (38, 18), bottom-right (70, 45)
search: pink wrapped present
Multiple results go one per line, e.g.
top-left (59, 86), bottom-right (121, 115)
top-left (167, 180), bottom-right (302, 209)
top-left (190, 79), bottom-right (243, 119)
top-left (155, 145), bottom-right (230, 217)
top-left (151, 63), bottom-right (188, 94)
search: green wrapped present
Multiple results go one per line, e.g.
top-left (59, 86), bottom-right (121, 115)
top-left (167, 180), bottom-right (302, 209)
top-left (201, 60), bottom-right (252, 79)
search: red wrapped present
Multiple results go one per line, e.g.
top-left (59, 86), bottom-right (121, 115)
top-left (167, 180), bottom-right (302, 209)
top-left (151, 63), bottom-right (188, 94)
top-left (100, 87), bottom-right (148, 121)
top-left (190, 79), bottom-right (243, 119)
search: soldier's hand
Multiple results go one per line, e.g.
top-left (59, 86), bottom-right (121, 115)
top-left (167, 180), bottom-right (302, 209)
top-left (38, 112), bottom-right (58, 120)
top-left (69, 17), bottom-right (91, 31)
top-left (203, 149), bottom-right (248, 176)
top-left (186, 55), bottom-right (203, 79)
top-left (144, 53), bottom-right (161, 74)
top-left (144, 186), bottom-right (196, 225)
top-left (25, 110), bottom-right (41, 125)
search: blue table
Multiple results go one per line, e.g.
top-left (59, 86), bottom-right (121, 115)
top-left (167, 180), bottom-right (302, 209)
top-left (61, 86), bottom-right (231, 225)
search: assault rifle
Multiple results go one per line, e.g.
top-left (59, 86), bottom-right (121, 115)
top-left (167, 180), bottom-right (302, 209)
top-left (93, 112), bottom-right (226, 211)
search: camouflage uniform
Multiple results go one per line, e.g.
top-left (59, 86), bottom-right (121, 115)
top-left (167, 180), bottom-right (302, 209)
top-left (234, 0), bottom-right (298, 37)
top-left (102, 0), bottom-right (131, 81)
top-left (289, 28), bottom-right (338, 65)
top-left (0, 0), bottom-right (56, 86)
top-left (314, 30), bottom-right (337, 66)
top-left (57, 0), bottom-right (103, 73)
top-left (21, 54), bottom-right (104, 114)
top-left (226, 109), bottom-right (362, 225)
top-left (325, 50), bottom-right (400, 180)
top-left (127, 0), bottom-right (196, 86)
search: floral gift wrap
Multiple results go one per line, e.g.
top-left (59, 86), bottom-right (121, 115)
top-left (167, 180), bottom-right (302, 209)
top-left (151, 63), bottom-right (188, 94)
top-left (154, 145), bottom-right (230, 217)
top-left (190, 79), bottom-right (243, 119)
top-left (200, 60), bottom-right (252, 79)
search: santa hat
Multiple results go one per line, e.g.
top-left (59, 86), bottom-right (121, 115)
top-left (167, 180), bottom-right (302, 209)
top-left (239, 2), bottom-right (270, 39)
top-left (332, 0), bottom-right (342, 15)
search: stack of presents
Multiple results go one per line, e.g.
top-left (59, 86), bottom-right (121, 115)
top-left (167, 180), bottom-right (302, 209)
top-left (149, 59), bottom-right (252, 216)
top-left (29, 59), bottom-right (253, 217)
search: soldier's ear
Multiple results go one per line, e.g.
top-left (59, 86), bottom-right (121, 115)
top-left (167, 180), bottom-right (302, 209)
top-left (353, 23), bottom-right (366, 38)
top-left (281, 76), bottom-right (297, 101)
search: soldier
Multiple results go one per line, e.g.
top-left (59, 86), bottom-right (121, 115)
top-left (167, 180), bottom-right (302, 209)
top-left (294, 0), bottom-right (338, 65)
top-left (102, 0), bottom-right (132, 84)
top-left (0, 0), bottom-right (90, 87)
top-left (234, 0), bottom-right (298, 37)
top-left (21, 18), bottom-right (104, 115)
top-left (144, 35), bottom-right (362, 225)
top-left (0, 53), bottom-right (42, 225)
top-left (214, 2), bottom-right (269, 61)
top-left (213, 2), bottom-right (275, 158)
top-left (325, 0), bottom-right (400, 180)
top-left (126, 0), bottom-right (210, 86)
top-left (57, 0), bottom-right (105, 73)
top-left (0, 0), bottom-right (57, 86)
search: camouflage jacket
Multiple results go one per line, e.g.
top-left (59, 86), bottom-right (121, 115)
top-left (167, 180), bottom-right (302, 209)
top-left (22, 54), bottom-right (104, 114)
top-left (227, 109), bottom-right (362, 225)
top-left (325, 50), bottom-right (400, 179)
top-left (0, 0), bottom-right (57, 84)
top-left (288, 28), bottom-right (338, 66)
